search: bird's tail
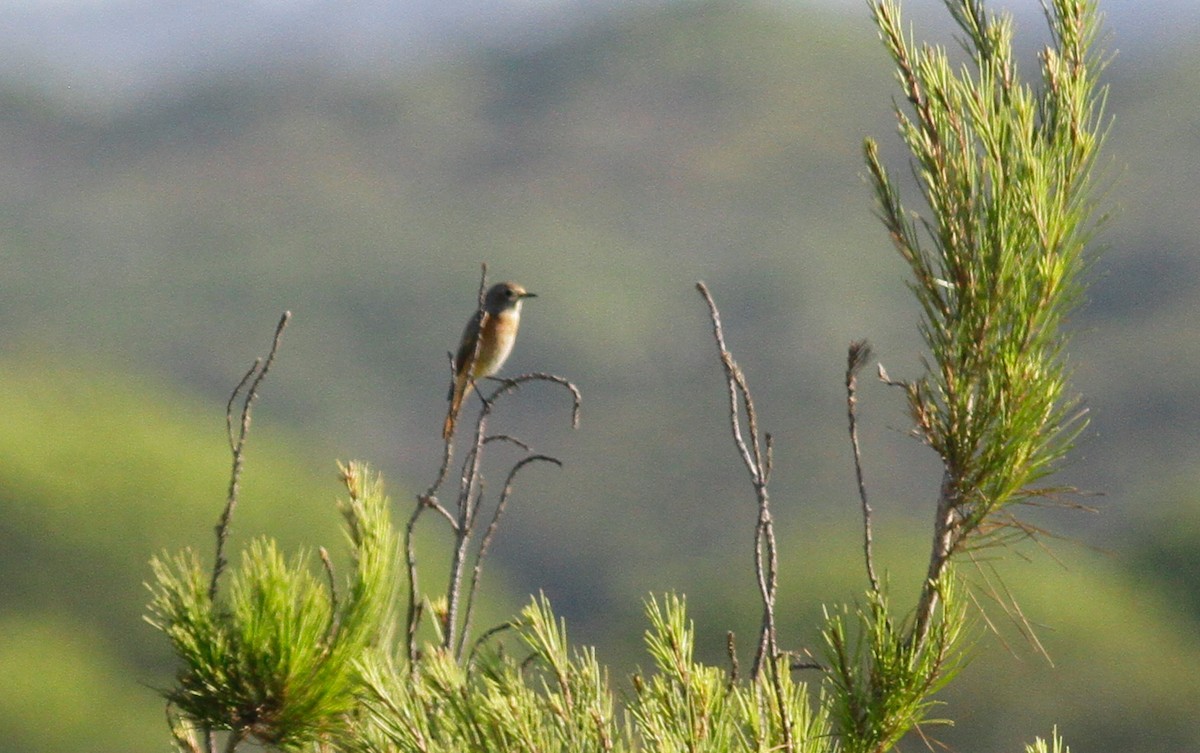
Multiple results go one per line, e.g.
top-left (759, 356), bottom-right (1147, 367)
top-left (443, 371), bottom-right (470, 440)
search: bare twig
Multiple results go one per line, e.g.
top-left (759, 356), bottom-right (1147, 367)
top-left (201, 311), bottom-right (291, 753)
top-left (846, 340), bottom-right (881, 596)
top-left (695, 283), bottom-right (778, 670)
top-left (752, 495), bottom-right (781, 677)
top-left (459, 453), bottom-right (562, 658)
top-left (725, 631), bottom-right (739, 692)
top-left (788, 657), bottom-right (825, 672)
top-left (440, 372), bottom-right (579, 657)
top-left (696, 283), bottom-right (765, 486)
top-left (424, 410), bottom-right (456, 499)
top-left (420, 494), bottom-right (457, 528)
top-left (467, 621), bottom-right (517, 671)
top-left (403, 500), bottom-right (431, 665)
top-left (224, 365), bottom-right (258, 452)
top-left (484, 434), bottom-right (534, 452)
top-left (484, 373), bottom-right (583, 429)
top-left (209, 310), bottom-right (291, 602)
top-left (783, 645), bottom-right (825, 672)
top-left (441, 398), bottom-right (493, 656)
top-left (695, 281), bottom-right (792, 753)
top-left (476, 262), bottom-right (489, 307)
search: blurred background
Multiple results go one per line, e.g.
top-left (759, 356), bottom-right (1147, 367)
top-left (2, 0), bottom-right (1199, 751)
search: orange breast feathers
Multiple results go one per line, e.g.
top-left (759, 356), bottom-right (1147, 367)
top-left (468, 308), bottom-right (520, 379)
top-left (443, 308), bottom-right (521, 439)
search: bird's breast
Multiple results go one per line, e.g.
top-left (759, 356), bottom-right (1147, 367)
top-left (472, 309), bottom-right (521, 378)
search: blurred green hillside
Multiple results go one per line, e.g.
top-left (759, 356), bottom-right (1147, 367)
top-left (2, 1), bottom-right (1199, 751)
top-left (0, 359), bottom-right (350, 752)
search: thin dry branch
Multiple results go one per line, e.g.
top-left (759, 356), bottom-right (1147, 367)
top-left (439, 409), bottom-right (491, 656)
top-left (203, 310), bottom-right (290, 753)
top-left (696, 283), bottom-right (767, 485)
top-left (224, 365), bottom-right (258, 452)
top-left (484, 372), bottom-right (583, 429)
top-left (752, 500), bottom-right (781, 676)
top-left (438, 379), bottom-right (554, 655)
top-left (424, 409), bottom-right (456, 499)
top-left (725, 631), bottom-right (739, 691)
top-left (467, 621), bottom-right (517, 670)
top-left (695, 283), bottom-right (777, 669)
top-left (846, 340), bottom-right (881, 596)
top-left (209, 310), bottom-right (291, 602)
top-left (484, 434), bottom-right (534, 452)
top-left (459, 453), bottom-right (563, 658)
top-left (403, 503), bottom-right (427, 666)
top-left (695, 281), bottom-right (792, 753)
top-left (476, 262), bottom-right (489, 307)
top-left (787, 650), bottom-right (825, 672)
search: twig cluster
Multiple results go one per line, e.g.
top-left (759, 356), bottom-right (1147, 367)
top-left (695, 281), bottom-right (792, 752)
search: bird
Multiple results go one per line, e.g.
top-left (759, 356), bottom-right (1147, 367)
top-left (443, 281), bottom-right (536, 440)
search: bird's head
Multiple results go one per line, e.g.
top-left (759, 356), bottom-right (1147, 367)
top-left (485, 281), bottom-right (536, 312)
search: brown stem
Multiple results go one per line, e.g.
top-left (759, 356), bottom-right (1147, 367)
top-left (209, 310), bottom-right (291, 602)
top-left (459, 453), bottom-right (562, 658)
top-left (403, 500), bottom-right (433, 665)
top-left (442, 406), bottom-right (488, 655)
top-left (696, 281), bottom-right (793, 752)
top-left (846, 340), bottom-right (881, 595)
top-left (909, 469), bottom-right (960, 652)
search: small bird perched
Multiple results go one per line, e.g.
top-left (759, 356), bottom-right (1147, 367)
top-left (443, 281), bottom-right (536, 440)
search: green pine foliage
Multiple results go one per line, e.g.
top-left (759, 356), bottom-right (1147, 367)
top-left (146, 462), bottom-right (398, 750)
top-left (353, 593), bottom-right (836, 753)
top-left (1025, 729), bottom-right (1069, 753)
top-left (630, 595), bottom-right (833, 753)
top-left (865, 0), bottom-right (1106, 531)
top-left (355, 595), bottom-right (619, 753)
top-left (821, 579), bottom-right (968, 753)
top-left (863, 0), bottom-right (1108, 658)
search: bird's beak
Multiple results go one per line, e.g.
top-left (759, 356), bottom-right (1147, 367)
top-left (521, 291), bottom-right (537, 299)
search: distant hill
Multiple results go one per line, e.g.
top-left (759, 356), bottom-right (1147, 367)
top-left (0, 359), bottom-right (344, 753)
top-left (2, 0), bottom-right (1195, 104)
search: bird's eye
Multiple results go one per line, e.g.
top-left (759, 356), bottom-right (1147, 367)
top-left (507, 289), bottom-right (517, 298)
